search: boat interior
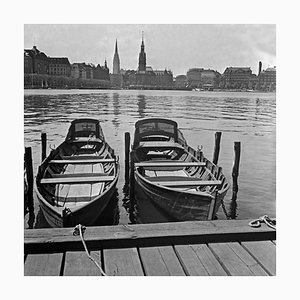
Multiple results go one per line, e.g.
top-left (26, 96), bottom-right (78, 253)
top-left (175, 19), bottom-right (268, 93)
top-left (39, 139), bottom-right (117, 209)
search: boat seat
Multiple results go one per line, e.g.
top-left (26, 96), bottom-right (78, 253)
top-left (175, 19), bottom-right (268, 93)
top-left (40, 176), bottom-right (115, 185)
top-left (49, 158), bottom-right (115, 164)
top-left (135, 161), bottom-right (206, 168)
top-left (147, 176), bottom-right (222, 187)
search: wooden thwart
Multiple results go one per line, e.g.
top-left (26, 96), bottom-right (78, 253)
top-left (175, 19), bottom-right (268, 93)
top-left (41, 176), bottom-right (115, 185)
top-left (135, 161), bottom-right (206, 168)
top-left (50, 158), bottom-right (115, 164)
top-left (149, 179), bottom-right (222, 187)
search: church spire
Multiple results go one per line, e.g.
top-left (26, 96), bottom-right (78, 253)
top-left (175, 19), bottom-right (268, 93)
top-left (113, 39), bottom-right (120, 74)
top-left (138, 32), bottom-right (146, 72)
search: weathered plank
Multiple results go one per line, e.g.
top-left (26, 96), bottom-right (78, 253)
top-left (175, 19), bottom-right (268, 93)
top-left (135, 162), bottom-right (206, 168)
top-left (25, 220), bottom-right (276, 253)
top-left (151, 180), bottom-right (222, 187)
top-left (209, 242), bottom-right (269, 276)
top-left (63, 251), bottom-right (102, 276)
top-left (24, 253), bottom-right (63, 276)
top-left (175, 244), bottom-right (227, 276)
top-left (139, 246), bottom-right (185, 276)
top-left (241, 241), bottom-right (276, 275)
top-left (50, 158), bottom-right (115, 164)
top-left (41, 176), bottom-right (114, 184)
top-left (103, 248), bottom-right (144, 276)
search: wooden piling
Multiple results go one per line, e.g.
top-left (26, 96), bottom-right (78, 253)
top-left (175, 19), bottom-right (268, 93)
top-left (124, 132), bottom-right (130, 183)
top-left (25, 147), bottom-right (34, 213)
top-left (212, 132), bottom-right (222, 165)
top-left (41, 133), bottom-right (47, 162)
top-left (230, 142), bottom-right (241, 219)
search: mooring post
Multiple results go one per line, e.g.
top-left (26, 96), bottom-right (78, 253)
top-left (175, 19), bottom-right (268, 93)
top-left (212, 131), bottom-right (222, 165)
top-left (125, 132), bottom-right (130, 183)
top-left (41, 132), bottom-right (47, 162)
top-left (129, 151), bottom-right (135, 208)
top-left (25, 147), bottom-right (34, 213)
top-left (230, 141), bottom-right (241, 219)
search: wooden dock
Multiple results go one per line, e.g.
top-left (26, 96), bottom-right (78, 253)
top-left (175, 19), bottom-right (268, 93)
top-left (24, 219), bottom-right (276, 276)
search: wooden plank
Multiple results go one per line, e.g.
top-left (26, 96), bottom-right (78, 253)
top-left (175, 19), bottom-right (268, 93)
top-left (50, 158), bottom-right (115, 164)
top-left (24, 220), bottom-right (276, 253)
top-left (40, 176), bottom-right (115, 184)
top-left (135, 162), bottom-right (206, 168)
top-left (209, 242), bottom-right (269, 276)
top-left (63, 251), bottom-right (103, 276)
top-left (152, 180), bottom-right (222, 187)
top-left (241, 241), bottom-right (276, 275)
top-left (139, 246), bottom-right (185, 276)
top-left (24, 253), bottom-right (63, 276)
top-left (52, 173), bottom-right (107, 178)
top-left (103, 248), bottom-right (144, 276)
top-left (138, 141), bottom-right (184, 149)
top-left (175, 244), bottom-right (227, 276)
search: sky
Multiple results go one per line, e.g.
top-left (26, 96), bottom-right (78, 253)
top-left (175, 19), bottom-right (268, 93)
top-left (24, 24), bottom-right (276, 76)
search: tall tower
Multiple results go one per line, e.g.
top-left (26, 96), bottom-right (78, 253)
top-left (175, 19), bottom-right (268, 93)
top-left (113, 39), bottom-right (120, 74)
top-left (258, 61), bottom-right (262, 75)
top-left (138, 32), bottom-right (146, 72)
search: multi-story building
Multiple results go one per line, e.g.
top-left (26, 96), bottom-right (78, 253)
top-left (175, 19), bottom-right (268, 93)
top-left (24, 46), bottom-right (49, 74)
top-left (71, 63), bottom-right (87, 79)
top-left (24, 51), bottom-right (33, 74)
top-left (93, 61), bottom-right (110, 81)
top-left (125, 35), bottom-right (174, 88)
top-left (186, 68), bottom-right (203, 88)
top-left (48, 57), bottom-right (71, 77)
top-left (223, 67), bottom-right (252, 89)
top-left (258, 67), bottom-right (276, 91)
top-left (175, 75), bottom-right (187, 88)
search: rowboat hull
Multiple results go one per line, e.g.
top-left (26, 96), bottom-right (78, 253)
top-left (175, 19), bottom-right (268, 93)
top-left (36, 177), bottom-right (118, 227)
top-left (130, 118), bottom-right (229, 222)
top-left (35, 118), bottom-right (119, 228)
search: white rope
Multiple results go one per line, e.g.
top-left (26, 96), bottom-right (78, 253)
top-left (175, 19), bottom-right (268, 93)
top-left (248, 215), bottom-right (276, 230)
top-left (73, 224), bottom-right (107, 276)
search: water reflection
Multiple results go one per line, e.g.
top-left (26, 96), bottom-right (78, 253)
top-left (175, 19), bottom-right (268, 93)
top-left (112, 93), bottom-right (120, 129)
top-left (137, 94), bottom-right (146, 118)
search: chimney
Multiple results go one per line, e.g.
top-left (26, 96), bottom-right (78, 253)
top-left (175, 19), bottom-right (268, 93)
top-left (258, 61), bottom-right (262, 75)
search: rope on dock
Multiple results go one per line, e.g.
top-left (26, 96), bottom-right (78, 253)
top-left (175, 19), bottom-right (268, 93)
top-left (73, 224), bottom-right (107, 276)
top-left (248, 215), bottom-right (276, 230)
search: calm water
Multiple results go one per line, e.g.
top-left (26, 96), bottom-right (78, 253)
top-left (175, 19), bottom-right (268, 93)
top-left (24, 89), bottom-right (276, 227)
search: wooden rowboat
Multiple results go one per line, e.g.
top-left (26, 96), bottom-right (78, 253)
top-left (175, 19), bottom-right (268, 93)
top-left (35, 118), bottom-right (119, 227)
top-left (130, 118), bottom-right (229, 221)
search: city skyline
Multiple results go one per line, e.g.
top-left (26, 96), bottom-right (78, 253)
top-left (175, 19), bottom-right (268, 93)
top-left (24, 24), bottom-right (276, 76)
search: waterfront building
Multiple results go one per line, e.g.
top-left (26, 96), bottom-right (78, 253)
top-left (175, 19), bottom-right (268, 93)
top-left (71, 63), bottom-right (87, 79)
top-left (186, 68), bottom-right (221, 89)
top-left (48, 57), bottom-right (71, 77)
top-left (223, 67), bottom-right (252, 89)
top-left (24, 46), bottom-right (49, 74)
top-left (258, 67), bottom-right (276, 91)
top-left (125, 35), bottom-right (174, 89)
top-left (175, 75), bottom-right (188, 88)
top-left (24, 51), bottom-right (33, 74)
top-left (186, 68), bottom-right (203, 88)
top-left (93, 61), bottom-right (110, 81)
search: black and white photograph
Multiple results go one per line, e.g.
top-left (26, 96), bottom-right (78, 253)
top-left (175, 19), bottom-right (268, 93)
top-left (3, 0), bottom-right (300, 298)
top-left (23, 23), bottom-right (276, 276)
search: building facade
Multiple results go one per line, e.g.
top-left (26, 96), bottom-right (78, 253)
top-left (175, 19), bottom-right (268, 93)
top-left (24, 46), bottom-right (49, 74)
top-left (223, 67), bottom-right (252, 89)
top-left (125, 36), bottom-right (174, 89)
top-left (93, 61), bottom-right (110, 80)
top-left (175, 75), bottom-right (187, 88)
top-left (71, 63), bottom-right (87, 79)
top-left (48, 57), bottom-right (71, 77)
top-left (258, 67), bottom-right (276, 91)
